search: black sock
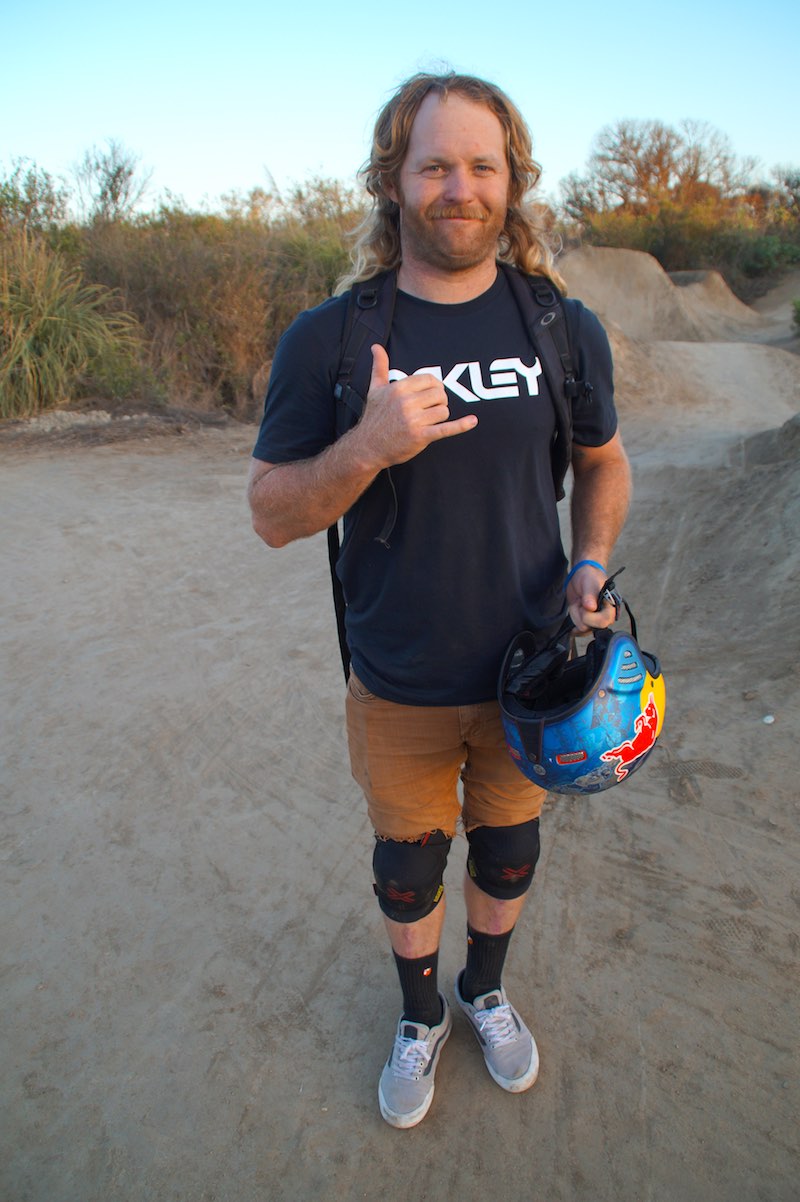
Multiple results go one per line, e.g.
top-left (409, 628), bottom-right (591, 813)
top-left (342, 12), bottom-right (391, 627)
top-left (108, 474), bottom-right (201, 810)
top-left (393, 949), bottom-right (442, 1028)
top-left (460, 925), bottom-right (514, 1003)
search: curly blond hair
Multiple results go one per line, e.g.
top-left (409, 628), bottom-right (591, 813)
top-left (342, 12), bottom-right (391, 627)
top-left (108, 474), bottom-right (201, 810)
top-left (335, 71), bottom-right (565, 294)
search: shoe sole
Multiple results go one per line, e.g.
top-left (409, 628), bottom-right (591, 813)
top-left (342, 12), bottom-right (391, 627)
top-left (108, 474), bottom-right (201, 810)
top-left (378, 1007), bottom-right (453, 1129)
top-left (484, 1049), bottom-right (539, 1093)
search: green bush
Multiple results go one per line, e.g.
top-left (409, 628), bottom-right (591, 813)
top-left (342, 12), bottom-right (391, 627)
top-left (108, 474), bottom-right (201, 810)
top-left (793, 299), bottom-right (800, 330)
top-left (0, 231), bottom-right (142, 418)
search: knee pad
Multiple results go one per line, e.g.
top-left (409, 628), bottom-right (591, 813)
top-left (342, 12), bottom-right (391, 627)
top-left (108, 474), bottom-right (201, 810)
top-left (466, 819), bottom-right (540, 900)
top-left (372, 830), bottom-right (451, 923)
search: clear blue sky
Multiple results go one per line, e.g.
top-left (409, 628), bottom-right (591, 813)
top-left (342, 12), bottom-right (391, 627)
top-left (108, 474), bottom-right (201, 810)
top-left (3, 0), bottom-right (798, 212)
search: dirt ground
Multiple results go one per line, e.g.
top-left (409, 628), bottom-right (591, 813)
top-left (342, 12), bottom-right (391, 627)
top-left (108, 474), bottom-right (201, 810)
top-left (2, 251), bottom-right (799, 1202)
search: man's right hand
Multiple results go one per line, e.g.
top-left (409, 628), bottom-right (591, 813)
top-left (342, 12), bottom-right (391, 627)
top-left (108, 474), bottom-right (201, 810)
top-left (249, 345), bottom-right (479, 548)
top-left (357, 344), bottom-right (478, 468)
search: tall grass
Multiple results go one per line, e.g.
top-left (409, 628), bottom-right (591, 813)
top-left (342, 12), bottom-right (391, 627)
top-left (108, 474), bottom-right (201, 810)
top-left (0, 231), bottom-right (141, 419)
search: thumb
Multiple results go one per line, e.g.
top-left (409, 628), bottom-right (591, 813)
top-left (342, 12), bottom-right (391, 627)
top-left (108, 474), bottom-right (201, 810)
top-left (368, 343), bottom-right (390, 393)
top-left (581, 589), bottom-right (599, 613)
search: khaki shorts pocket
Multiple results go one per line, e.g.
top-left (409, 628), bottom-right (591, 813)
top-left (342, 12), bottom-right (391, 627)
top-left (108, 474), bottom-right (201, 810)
top-left (347, 670), bottom-right (377, 704)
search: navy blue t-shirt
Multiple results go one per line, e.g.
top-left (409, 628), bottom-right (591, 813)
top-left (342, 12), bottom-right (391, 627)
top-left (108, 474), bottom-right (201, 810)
top-left (253, 269), bottom-right (618, 705)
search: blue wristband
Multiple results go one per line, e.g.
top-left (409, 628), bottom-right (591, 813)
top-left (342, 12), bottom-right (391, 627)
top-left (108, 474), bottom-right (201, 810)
top-left (565, 559), bottom-right (606, 588)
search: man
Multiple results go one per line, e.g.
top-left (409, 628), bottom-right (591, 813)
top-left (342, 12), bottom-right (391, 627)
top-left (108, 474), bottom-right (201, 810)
top-left (248, 72), bottom-right (631, 1129)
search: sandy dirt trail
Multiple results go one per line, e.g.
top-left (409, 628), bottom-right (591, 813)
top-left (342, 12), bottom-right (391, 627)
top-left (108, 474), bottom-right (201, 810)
top-left (1, 253), bottom-right (798, 1201)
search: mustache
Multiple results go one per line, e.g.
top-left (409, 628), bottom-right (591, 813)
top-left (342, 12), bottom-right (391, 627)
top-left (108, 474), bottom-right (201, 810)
top-left (425, 204), bottom-right (489, 221)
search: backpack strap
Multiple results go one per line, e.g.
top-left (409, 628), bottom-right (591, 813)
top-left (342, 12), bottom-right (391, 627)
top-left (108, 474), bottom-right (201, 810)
top-left (329, 270), bottom-right (399, 681)
top-left (500, 264), bottom-right (593, 501)
top-left (333, 270), bottom-right (397, 435)
top-left (327, 521), bottom-right (350, 681)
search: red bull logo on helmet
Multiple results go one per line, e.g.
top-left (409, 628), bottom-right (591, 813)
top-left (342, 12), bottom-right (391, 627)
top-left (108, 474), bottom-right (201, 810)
top-left (600, 693), bottom-right (660, 782)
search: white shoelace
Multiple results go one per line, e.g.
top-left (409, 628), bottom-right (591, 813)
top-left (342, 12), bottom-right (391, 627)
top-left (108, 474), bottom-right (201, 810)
top-left (474, 1003), bottom-right (518, 1048)
top-left (393, 1035), bottom-right (433, 1081)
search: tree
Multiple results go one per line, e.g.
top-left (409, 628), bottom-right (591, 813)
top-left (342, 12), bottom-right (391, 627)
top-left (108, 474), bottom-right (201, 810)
top-left (591, 120), bottom-right (682, 210)
top-left (75, 139), bottom-right (151, 223)
top-left (773, 165), bottom-right (800, 219)
top-left (673, 120), bottom-right (756, 204)
top-left (561, 118), bottom-right (754, 219)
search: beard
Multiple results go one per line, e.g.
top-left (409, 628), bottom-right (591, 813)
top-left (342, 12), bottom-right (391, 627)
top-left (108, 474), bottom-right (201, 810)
top-left (399, 199), bottom-right (507, 274)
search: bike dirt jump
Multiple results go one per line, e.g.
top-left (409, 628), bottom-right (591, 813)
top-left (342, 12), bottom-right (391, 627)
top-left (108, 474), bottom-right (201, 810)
top-left (2, 251), bottom-right (798, 1201)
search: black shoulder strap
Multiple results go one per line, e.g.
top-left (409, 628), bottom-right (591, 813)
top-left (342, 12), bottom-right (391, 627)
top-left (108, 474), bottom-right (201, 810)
top-left (333, 270), bottom-right (398, 435)
top-left (327, 521), bottom-right (350, 681)
top-left (500, 263), bottom-right (592, 501)
top-left (329, 270), bottom-right (399, 681)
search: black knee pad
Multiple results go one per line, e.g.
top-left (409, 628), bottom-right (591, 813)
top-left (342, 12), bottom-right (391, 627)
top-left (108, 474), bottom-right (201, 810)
top-left (466, 819), bottom-right (540, 900)
top-left (373, 830), bottom-right (451, 923)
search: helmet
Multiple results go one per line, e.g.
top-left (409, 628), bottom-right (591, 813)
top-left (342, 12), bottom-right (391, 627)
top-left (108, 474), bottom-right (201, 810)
top-left (498, 580), bottom-right (665, 795)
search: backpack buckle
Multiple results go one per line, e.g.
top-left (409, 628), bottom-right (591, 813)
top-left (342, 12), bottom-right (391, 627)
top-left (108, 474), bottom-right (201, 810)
top-left (533, 285), bottom-right (558, 308)
top-left (356, 286), bottom-right (379, 310)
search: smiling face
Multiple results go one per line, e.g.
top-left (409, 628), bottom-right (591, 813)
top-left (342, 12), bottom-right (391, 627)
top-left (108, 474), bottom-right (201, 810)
top-left (389, 91), bottom-right (511, 286)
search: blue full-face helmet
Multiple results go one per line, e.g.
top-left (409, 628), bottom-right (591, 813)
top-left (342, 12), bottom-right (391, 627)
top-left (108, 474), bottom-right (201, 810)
top-left (498, 580), bottom-right (665, 795)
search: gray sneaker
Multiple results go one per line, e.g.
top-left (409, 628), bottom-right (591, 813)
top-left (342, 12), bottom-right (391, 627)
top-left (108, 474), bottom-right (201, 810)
top-left (378, 996), bottom-right (452, 1128)
top-left (454, 973), bottom-right (539, 1092)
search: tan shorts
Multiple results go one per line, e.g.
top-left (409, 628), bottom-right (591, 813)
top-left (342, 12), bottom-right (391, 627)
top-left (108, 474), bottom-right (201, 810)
top-left (345, 672), bottom-right (546, 840)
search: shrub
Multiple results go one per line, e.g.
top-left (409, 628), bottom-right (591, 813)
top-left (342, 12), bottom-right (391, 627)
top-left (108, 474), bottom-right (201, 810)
top-left (2, 163), bottom-right (364, 417)
top-left (0, 158), bottom-right (69, 236)
top-left (0, 230), bottom-right (142, 418)
top-left (79, 210), bottom-right (274, 415)
top-left (78, 181), bottom-right (358, 417)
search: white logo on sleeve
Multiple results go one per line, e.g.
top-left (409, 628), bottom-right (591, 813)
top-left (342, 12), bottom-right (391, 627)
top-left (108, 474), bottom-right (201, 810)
top-left (388, 357), bottom-right (542, 404)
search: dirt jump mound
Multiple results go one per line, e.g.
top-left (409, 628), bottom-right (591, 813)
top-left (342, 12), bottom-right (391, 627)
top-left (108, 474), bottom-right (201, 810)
top-left (560, 245), bottom-right (777, 343)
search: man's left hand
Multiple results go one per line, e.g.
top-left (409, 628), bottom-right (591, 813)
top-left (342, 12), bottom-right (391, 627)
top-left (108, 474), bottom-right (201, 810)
top-left (566, 564), bottom-right (617, 633)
